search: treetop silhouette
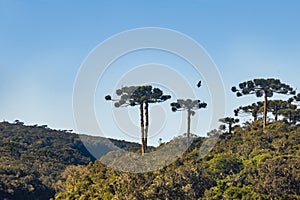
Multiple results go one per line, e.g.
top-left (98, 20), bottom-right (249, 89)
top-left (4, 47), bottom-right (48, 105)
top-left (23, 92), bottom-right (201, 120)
top-left (219, 117), bottom-right (239, 134)
top-left (105, 85), bottom-right (171, 155)
top-left (232, 78), bottom-right (295, 129)
top-left (170, 99), bottom-right (207, 148)
top-left (234, 102), bottom-right (263, 122)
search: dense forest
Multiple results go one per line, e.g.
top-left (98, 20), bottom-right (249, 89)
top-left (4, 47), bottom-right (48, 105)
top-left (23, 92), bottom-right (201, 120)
top-left (53, 121), bottom-right (300, 200)
top-left (0, 121), bottom-right (140, 200)
top-left (1, 78), bottom-right (300, 199)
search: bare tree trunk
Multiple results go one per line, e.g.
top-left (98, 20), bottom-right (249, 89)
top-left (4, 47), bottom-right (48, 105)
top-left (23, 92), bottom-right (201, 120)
top-left (228, 123), bottom-right (232, 134)
top-left (140, 103), bottom-right (145, 155)
top-left (263, 93), bottom-right (268, 130)
top-left (187, 109), bottom-right (191, 148)
top-left (144, 102), bottom-right (149, 150)
top-left (253, 115), bottom-right (257, 122)
top-left (275, 113), bottom-right (278, 121)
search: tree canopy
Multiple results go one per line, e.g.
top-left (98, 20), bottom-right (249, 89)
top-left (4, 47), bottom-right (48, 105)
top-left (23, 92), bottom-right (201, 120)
top-left (105, 85), bottom-right (171, 154)
top-left (170, 99), bottom-right (207, 147)
top-left (219, 117), bottom-right (239, 134)
top-left (232, 78), bottom-right (295, 129)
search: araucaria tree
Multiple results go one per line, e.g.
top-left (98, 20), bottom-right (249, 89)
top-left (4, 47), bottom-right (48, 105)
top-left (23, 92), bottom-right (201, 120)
top-left (170, 99), bottom-right (207, 147)
top-left (231, 78), bottom-right (295, 129)
top-left (234, 102), bottom-right (263, 122)
top-left (234, 100), bottom-right (295, 122)
top-left (219, 117), bottom-right (239, 134)
top-left (105, 85), bottom-right (171, 155)
top-left (267, 100), bottom-right (296, 121)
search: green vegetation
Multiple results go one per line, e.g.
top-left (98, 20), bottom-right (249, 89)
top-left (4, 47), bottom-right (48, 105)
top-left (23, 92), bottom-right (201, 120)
top-left (219, 117), bottom-right (239, 134)
top-left (0, 121), bottom-right (140, 199)
top-left (231, 78), bottom-right (295, 129)
top-left (54, 121), bottom-right (300, 199)
top-left (1, 78), bottom-right (300, 199)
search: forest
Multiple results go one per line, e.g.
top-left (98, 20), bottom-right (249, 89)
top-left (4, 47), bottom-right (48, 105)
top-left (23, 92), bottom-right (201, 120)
top-left (0, 78), bottom-right (299, 199)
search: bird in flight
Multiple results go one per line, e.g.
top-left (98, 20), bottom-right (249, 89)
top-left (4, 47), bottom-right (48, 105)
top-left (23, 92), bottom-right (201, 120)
top-left (197, 80), bottom-right (202, 88)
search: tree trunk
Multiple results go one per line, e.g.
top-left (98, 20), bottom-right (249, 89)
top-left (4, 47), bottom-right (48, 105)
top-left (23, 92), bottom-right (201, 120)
top-left (144, 102), bottom-right (149, 150)
top-left (187, 109), bottom-right (191, 148)
top-left (228, 123), bottom-right (232, 134)
top-left (140, 103), bottom-right (145, 155)
top-left (263, 92), bottom-right (268, 130)
top-left (253, 110), bottom-right (258, 123)
top-left (274, 105), bottom-right (278, 121)
top-left (275, 113), bottom-right (278, 121)
top-left (253, 115), bottom-right (257, 122)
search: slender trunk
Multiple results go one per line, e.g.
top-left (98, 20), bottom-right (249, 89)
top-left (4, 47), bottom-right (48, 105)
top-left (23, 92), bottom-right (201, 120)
top-left (140, 103), bottom-right (145, 155)
top-left (229, 123), bottom-right (232, 134)
top-left (253, 115), bottom-right (257, 122)
top-left (187, 109), bottom-right (191, 148)
top-left (263, 92), bottom-right (268, 130)
top-left (144, 102), bottom-right (149, 150)
top-left (253, 110), bottom-right (258, 123)
top-left (274, 105), bottom-right (278, 121)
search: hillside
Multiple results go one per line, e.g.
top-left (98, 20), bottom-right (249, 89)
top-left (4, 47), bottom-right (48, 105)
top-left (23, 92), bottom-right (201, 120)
top-left (54, 121), bottom-right (300, 200)
top-left (0, 121), bottom-right (140, 200)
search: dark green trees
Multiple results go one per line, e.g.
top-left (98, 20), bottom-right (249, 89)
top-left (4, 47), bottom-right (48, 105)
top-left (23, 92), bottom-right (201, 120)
top-left (232, 78), bottom-right (295, 129)
top-left (170, 99), bottom-right (207, 147)
top-left (268, 100), bottom-right (296, 121)
top-left (235, 100), bottom-right (296, 122)
top-left (234, 102), bottom-right (263, 122)
top-left (105, 85), bottom-right (171, 155)
top-left (219, 117), bottom-right (239, 134)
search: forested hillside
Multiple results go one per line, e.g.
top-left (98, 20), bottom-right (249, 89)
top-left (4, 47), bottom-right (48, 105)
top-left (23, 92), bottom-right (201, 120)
top-left (54, 121), bottom-right (300, 200)
top-left (0, 121), bottom-right (140, 200)
top-left (1, 79), bottom-right (300, 200)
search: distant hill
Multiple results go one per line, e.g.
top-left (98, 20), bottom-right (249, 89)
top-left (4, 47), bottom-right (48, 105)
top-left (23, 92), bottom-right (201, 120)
top-left (79, 134), bottom-right (141, 160)
top-left (0, 121), bottom-right (140, 200)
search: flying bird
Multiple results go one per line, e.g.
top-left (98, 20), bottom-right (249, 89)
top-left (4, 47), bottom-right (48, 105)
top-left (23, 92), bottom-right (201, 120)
top-left (197, 80), bottom-right (202, 88)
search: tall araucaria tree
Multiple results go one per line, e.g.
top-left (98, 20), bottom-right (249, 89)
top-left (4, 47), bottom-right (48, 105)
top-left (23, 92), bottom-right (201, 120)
top-left (231, 78), bottom-right (295, 130)
top-left (105, 85), bottom-right (171, 155)
top-left (170, 99), bottom-right (207, 147)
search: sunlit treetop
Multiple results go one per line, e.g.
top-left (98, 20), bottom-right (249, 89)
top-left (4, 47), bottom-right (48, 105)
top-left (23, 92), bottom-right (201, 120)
top-left (170, 99), bottom-right (207, 115)
top-left (231, 78), bottom-right (296, 98)
top-left (105, 85), bottom-right (171, 108)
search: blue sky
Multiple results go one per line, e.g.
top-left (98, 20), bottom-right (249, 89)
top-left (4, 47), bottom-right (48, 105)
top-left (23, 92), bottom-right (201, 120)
top-left (1, 0), bottom-right (300, 146)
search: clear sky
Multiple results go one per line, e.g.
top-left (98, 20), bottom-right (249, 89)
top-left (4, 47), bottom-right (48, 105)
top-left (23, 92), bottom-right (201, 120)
top-left (1, 0), bottom-right (300, 146)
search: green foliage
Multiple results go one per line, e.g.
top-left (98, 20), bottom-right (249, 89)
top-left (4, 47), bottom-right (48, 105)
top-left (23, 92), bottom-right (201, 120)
top-left (232, 78), bottom-right (295, 98)
top-left (170, 98), bottom-right (207, 148)
top-left (0, 121), bottom-right (96, 199)
top-left (218, 117), bottom-right (239, 134)
top-left (105, 85), bottom-right (171, 154)
top-left (170, 99), bottom-right (207, 112)
top-left (232, 78), bottom-right (295, 129)
top-left (54, 121), bottom-right (300, 200)
top-left (2, 80), bottom-right (300, 200)
top-left (0, 121), bottom-right (138, 199)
